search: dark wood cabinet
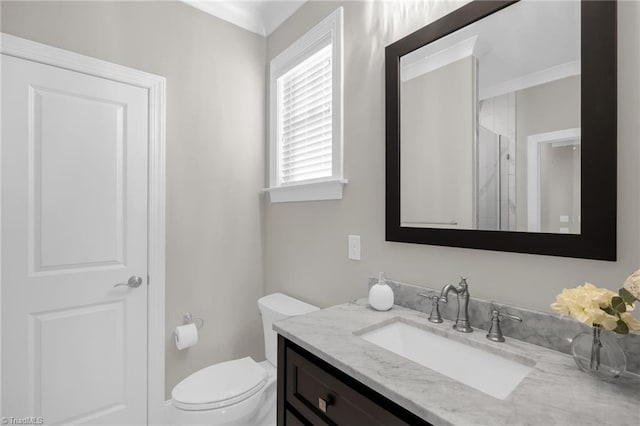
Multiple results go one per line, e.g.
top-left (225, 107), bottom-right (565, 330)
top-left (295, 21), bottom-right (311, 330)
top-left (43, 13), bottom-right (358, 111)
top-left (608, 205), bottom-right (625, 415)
top-left (277, 335), bottom-right (432, 426)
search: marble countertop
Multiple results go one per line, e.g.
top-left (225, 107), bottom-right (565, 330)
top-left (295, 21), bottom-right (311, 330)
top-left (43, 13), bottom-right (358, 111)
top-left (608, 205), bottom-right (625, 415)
top-left (274, 299), bottom-right (640, 426)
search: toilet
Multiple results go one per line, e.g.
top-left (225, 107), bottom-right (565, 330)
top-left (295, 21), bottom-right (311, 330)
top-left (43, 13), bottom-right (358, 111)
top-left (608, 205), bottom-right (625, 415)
top-left (167, 293), bottom-right (319, 425)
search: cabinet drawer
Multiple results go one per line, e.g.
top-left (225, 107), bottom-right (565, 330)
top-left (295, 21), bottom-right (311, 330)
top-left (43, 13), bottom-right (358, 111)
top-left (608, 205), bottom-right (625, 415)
top-left (285, 345), bottom-right (416, 425)
top-left (285, 408), bottom-right (308, 426)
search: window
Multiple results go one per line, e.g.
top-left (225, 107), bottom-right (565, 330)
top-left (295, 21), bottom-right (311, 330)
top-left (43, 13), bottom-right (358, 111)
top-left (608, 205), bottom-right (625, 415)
top-left (267, 7), bottom-right (344, 203)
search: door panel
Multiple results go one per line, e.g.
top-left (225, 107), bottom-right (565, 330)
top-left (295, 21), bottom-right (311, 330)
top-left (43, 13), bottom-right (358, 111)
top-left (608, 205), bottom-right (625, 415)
top-left (2, 54), bottom-right (149, 425)
top-left (33, 302), bottom-right (125, 424)
top-left (32, 87), bottom-right (126, 271)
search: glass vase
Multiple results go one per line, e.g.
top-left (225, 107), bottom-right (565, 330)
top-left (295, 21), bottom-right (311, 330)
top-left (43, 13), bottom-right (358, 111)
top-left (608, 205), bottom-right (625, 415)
top-left (571, 327), bottom-right (626, 380)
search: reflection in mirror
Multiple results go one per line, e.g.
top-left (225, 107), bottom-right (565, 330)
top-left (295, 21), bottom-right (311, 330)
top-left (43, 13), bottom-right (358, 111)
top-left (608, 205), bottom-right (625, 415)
top-left (399, 0), bottom-right (580, 234)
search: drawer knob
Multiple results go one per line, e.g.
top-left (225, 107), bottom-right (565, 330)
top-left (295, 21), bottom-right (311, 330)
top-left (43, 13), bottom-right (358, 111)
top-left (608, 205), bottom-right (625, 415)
top-left (318, 394), bottom-right (334, 413)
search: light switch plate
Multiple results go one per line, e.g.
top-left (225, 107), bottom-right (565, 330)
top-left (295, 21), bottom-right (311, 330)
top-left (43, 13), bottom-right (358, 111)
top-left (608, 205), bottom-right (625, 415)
top-left (348, 235), bottom-right (361, 260)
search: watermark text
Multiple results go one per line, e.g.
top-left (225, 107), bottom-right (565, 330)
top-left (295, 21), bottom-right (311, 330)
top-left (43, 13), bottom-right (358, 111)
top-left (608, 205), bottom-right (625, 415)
top-left (1, 417), bottom-right (44, 425)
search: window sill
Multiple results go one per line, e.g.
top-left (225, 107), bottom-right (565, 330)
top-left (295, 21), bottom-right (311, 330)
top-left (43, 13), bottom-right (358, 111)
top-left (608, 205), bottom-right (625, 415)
top-left (264, 179), bottom-right (347, 203)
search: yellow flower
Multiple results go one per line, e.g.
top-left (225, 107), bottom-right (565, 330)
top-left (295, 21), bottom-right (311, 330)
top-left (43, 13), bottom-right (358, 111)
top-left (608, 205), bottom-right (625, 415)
top-left (552, 281), bottom-right (640, 333)
top-left (551, 283), bottom-right (623, 330)
top-left (589, 309), bottom-right (618, 331)
top-left (621, 313), bottom-right (640, 331)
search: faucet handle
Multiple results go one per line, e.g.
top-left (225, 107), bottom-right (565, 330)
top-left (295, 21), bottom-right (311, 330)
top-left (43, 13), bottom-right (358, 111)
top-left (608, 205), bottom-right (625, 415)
top-left (486, 309), bottom-right (522, 342)
top-left (496, 310), bottom-right (522, 323)
top-left (418, 293), bottom-right (444, 323)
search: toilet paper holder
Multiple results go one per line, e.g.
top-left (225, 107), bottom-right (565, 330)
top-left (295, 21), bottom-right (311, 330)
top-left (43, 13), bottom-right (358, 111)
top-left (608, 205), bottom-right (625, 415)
top-left (183, 312), bottom-right (204, 330)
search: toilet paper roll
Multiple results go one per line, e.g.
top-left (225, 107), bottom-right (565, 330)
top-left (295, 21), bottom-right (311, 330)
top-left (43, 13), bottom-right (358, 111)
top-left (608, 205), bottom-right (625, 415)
top-left (175, 323), bottom-right (198, 350)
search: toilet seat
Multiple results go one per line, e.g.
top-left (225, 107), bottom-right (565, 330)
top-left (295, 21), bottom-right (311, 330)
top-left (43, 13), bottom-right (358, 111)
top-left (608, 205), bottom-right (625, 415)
top-left (172, 357), bottom-right (269, 411)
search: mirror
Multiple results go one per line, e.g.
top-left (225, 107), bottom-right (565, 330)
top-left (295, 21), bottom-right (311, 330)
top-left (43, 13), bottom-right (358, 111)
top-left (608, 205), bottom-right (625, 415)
top-left (386, 0), bottom-right (616, 260)
top-left (400, 0), bottom-right (580, 233)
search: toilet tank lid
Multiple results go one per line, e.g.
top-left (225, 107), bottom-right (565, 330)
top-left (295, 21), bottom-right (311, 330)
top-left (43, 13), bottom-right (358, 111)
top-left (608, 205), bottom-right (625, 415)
top-left (258, 293), bottom-right (319, 316)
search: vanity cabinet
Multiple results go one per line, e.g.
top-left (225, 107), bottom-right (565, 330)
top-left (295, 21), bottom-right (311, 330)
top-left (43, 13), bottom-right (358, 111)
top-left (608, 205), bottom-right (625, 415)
top-left (277, 336), bottom-right (431, 426)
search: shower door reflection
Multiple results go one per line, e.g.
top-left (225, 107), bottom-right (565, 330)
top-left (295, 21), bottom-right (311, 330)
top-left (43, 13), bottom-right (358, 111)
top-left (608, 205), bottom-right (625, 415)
top-left (477, 126), bottom-right (516, 231)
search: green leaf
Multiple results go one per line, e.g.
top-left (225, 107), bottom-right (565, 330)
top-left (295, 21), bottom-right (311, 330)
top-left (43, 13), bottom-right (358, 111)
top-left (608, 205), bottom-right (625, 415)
top-left (613, 319), bottom-right (629, 335)
top-left (619, 288), bottom-right (637, 305)
top-left (611, 296), bottom-right (627, 313)
top-left (602, 306), bottom-right (616, 315)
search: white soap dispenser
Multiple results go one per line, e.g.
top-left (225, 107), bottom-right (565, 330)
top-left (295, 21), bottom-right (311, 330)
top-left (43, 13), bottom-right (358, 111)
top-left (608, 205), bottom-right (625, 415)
top-left (369, 272), bottom-right (394, 311)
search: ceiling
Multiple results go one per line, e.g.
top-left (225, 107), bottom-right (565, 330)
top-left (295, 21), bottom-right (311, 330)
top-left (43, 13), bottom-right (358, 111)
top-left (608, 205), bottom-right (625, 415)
top-left (182, 0), bottom-right (308, 36)
top-left (401, 0), bottom-right (580, 100)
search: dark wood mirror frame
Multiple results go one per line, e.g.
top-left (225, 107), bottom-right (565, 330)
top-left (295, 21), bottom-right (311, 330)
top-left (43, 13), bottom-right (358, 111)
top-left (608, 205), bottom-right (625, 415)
top-left (385, 0), bottom-right (616, 260)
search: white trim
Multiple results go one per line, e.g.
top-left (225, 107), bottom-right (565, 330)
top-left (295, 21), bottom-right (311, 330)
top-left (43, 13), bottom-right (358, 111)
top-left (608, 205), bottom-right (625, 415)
top-left (181, 0), bottom-right (307, 37)
top-left (401, 36), bottom-right (478, 82)
top-left (480, 60), bottom-right (580, 100)
top-left (0, 33), bottom-right (166, 424)
top-left (264, 178), bottom-right (347, 203)
top-left (268, 7), bottom-right (344, 202)
top-left (182, 0), bottom-right (267, 36)
top-left (0, 40), bottom-right (3, 419)
top-left (527, 128), bottom-right (580, 232)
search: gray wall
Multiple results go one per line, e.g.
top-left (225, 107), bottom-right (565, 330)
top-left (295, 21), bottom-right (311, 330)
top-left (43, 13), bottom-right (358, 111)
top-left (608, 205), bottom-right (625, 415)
top-left (400, 57), bottom-right (475, 229)
top-left (3, 0), bottom-right (639, 403)
top-left (1, 1), bottom-right (266, 398)
top-left (515, 75), bottom-right (581, 231)
top-left (264, 1), bottom-right (640, 315)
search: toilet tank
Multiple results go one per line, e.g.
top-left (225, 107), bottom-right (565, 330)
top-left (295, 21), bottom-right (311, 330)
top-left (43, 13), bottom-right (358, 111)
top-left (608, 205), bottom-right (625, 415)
top-left (258, 293), bottom-right (319, 366)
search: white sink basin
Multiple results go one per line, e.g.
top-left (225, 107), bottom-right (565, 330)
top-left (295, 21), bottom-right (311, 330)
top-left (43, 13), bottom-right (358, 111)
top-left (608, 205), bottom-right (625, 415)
top-left (359, 320), bottom-right (533, 400)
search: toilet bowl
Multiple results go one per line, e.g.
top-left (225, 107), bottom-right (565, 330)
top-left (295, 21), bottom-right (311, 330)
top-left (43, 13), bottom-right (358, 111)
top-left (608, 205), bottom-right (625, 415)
top-left (167, 293), bottom-right (319, 425)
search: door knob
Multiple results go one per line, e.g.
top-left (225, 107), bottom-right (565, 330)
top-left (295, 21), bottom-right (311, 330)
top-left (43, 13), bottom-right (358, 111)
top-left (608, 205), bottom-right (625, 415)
top-left (114, 276), bottom-right (143, 288)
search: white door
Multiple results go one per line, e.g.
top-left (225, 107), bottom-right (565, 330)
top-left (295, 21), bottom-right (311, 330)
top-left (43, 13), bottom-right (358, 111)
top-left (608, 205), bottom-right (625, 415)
top-left (1, 54), bottom-right (149, 424)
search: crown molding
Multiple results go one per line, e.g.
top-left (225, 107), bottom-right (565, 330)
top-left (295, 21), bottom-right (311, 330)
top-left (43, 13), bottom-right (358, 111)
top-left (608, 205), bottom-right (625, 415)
top-left (182, 1), bottom-right (307, 36)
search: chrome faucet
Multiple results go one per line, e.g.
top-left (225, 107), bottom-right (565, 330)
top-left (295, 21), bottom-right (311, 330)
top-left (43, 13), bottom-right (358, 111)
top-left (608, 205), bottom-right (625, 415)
top-left (417, 292), bottom-right (444, 323)
top-left (486, 309), bottom-right (522, 342)
top-left (439, 277), bottom-right (473, 333)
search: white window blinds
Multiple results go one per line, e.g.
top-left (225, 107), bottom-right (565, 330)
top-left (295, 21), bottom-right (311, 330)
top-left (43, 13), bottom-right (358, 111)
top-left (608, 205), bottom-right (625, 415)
top-left (277, 43), bottom-right (333, 184)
